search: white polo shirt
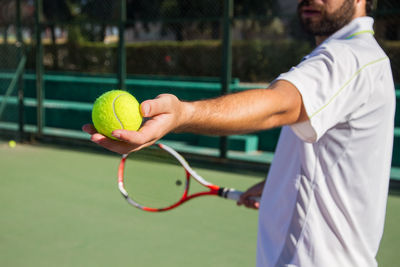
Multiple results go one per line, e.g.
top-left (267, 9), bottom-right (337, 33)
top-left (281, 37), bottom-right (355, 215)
top-left (257, 17), bottom-right (396, 267)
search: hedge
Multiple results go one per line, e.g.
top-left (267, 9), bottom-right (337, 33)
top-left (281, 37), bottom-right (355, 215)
top-left (20, 39), bottom-right (400, 83)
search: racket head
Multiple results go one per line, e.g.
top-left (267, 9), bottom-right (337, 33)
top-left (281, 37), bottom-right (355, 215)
top-left (118, 143), bottom-right (194, 212)
top-left (117, 143), bottom-right (260, 212)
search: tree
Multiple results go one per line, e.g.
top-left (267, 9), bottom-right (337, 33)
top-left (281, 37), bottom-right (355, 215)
top-left (43, 0), bottom-right (72, 69)
top-left (80, 0), bottom-right (117, 42)
top-left (160, 0), bottom-right (222, 41)
top-left (126, 0), bottom-right (163, 39)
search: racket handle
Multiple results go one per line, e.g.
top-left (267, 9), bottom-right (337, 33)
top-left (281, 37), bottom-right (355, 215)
top-left (220, 188), bottom-right (261, 202)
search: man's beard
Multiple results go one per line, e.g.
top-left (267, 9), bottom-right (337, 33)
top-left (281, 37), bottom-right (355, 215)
top-left (298, 0), bottom-right (356, 37)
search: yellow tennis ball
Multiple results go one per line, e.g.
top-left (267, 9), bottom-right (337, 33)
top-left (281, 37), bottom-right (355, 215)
top-left (8, 140), bottom-right (16, 148)
top-left (92, 90), bottom-right (143, 140)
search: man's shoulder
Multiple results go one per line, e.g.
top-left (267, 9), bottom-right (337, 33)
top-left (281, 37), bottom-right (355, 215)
top-left (308, 37), bottom-right (387, 68)
top-left (321, 36), bottom-right (386, 58)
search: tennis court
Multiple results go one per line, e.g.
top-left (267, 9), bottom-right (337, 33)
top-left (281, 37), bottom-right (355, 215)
top-left (0, 140), bottom-right (262, 267)
top-left (0, 140), bottom-right (399, 267)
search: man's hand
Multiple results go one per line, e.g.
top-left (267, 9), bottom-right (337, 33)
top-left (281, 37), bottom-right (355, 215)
top-left (82, 94), bottom-right (186, 154)
top-left (237, 181), bottom-right (265, 209)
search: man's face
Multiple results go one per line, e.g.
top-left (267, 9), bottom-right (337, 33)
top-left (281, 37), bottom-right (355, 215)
top-left (297, 0), bottom-right (356, 37)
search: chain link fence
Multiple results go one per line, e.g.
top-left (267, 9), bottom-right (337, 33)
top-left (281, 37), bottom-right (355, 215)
top-left (375, 0), bottom-right (400, 83)
top-left (38, 0), bottom-right (118, 74)
top-left (0, 0), bottom-right (394, 83)
top-left (25, 0), bottom-right (224, 78)
top-left (0, 0), bottom-right (27, 129)
top-left (10, 0), bottom-right (396, 83)
top-left (124, 0), bottom-right (223, 78)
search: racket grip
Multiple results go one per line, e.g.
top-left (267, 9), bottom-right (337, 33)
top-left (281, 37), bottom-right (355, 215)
top-left (222, 188), bottom-right (261, 202)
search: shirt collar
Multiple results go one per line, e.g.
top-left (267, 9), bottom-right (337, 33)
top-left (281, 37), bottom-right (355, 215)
top-left (321, 16), bottom-right (375, 45)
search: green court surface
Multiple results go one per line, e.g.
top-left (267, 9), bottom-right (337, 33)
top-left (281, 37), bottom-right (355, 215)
top-left (0, 141), bottom-right (261, 267)
top-left (0, 141), bottom-right (399, 267)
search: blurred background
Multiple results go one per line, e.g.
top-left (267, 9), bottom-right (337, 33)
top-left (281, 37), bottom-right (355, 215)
top-left (0, 1), bottom-right (399, 266)
top-left (0, 0), bottom-right (398, 164)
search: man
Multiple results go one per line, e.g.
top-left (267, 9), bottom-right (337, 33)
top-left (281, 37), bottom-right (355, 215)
top-left (83, 0), bottom-right (395, 266)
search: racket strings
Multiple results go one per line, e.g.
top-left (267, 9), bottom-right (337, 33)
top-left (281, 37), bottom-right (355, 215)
top-left (123, 150), bottom-right (189, 209)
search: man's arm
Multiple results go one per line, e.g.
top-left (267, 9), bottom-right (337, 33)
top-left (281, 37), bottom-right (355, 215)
top-left (176, 80), bottom-right (307, 134)
top-left (82, 80), bottom-right (308, 154)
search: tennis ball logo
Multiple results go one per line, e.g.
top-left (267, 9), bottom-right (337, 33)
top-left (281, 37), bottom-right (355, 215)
top-left (92, 90), bottom-right (143, 140)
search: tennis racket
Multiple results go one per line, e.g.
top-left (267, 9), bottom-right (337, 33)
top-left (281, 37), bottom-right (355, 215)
top-left (117, 143), bottom-right (260, 212)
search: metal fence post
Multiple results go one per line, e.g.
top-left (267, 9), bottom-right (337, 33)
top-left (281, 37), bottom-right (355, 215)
top-left (220, 0), bottom-right (233, 159)
top-left (16, 0), bottom-right (25, 141)
top-left (118, 0), bottom-right (127, 90)
top-left (35, 0), bottom-right (44, 136)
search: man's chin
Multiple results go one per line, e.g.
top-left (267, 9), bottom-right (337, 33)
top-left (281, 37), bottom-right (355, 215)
top-left (301, 21), bottom-right (322, 35)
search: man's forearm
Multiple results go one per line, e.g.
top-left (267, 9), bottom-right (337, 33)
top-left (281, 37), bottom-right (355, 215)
top-left (175, 80), bottom-right (307, 135)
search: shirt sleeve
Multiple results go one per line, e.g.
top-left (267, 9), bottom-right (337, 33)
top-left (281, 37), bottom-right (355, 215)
top-left (275, 42), bottom-right (372, 143)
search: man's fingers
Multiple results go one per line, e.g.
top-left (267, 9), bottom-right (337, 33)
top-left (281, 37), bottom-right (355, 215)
top-left (82, 117), bottom-right (166, 154)
top-left (237, 198), bottom-right (259, 209)
top-left (237, 191), bottom-right (261, 210)
top-left (112, 117), bottom-right (167, 144)
top-left (90, 134), bottom-right (136, 154)
top-left (140, 94), bottom-right (177, 117)
top-left (90, 133), bottom-right (109, 144)
top-left (82, 124), bottom-right (97, 135)
top-left (243, 198), bottom-right (260, 210)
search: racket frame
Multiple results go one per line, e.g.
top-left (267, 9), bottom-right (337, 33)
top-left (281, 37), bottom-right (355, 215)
top-left (117, 143), bottom-right (258, 212)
